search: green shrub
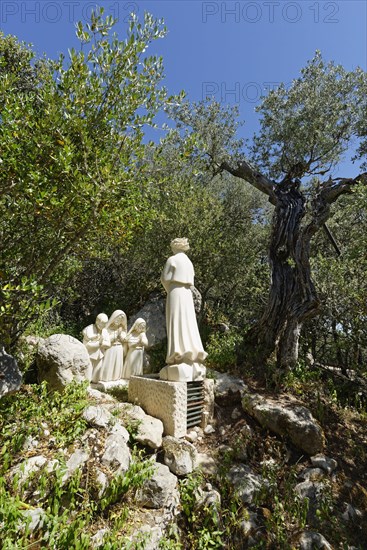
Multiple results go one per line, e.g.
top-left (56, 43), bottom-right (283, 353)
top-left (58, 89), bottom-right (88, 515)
top-left (205, 329), bottom-right (242, 371)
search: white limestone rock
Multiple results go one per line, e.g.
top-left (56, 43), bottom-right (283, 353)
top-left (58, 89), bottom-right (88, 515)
top-left (136, 415), bottom-right (164, 449)
top-left (163, 436), bottom-right (198, 476)
top-left (90, 529), bottom-right (109, 549)
top-left (95, 468), bottom-right (109, 498)
top-left (212, 371), bottom-right (247, 404)
top-left (196, 485), bottom-right (221, 510)
top-left (298, 467), bottom-right (325, 482)
top-left (204, 424), bottom-right (215, 434)
top-left (0, 347), bottom-right (22, 398)
top-left (136, 462), bottom-right (178, 509)
top-left (62, 448), bottom-right (90, 483)
top-left (242, 392), bottom-right (325, 455)
top-left (311, 454), bottom-right (338, 474)
top-left (108, 422), bottom-right (130, 442)
top-left (20, 507), bottom-right (47, 533)
top-left (240, 511), bottom-right (258, 538)
top-left (298, 531), bottom-right (333, 549)
top-left (83, 405), bottom-right (114, 429)
top-left (341, 502), bottom-right (363, 522)
top-left (227, 464), bottom-right (264, 504)
top-left (295, 481), bottom-right (325, 521)
top-left (102, 433), bottom-right (131, 473)
top-left (186, 430), bottom-right (198, 443)
top-left (22, 435), bottom-right (39, 451)
top-left (113, 402), bottom-right (163, 449)
top-left (36, 334), bottom-right (91, 391)
top-left (86, 386), bottom-right (115, 402)
top-left (8, 455), bottom-right (60, 498)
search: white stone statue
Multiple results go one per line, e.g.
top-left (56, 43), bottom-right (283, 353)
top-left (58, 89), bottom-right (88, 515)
top-left (160, 238), bottom-right (207, 382)
top-left (123, 318), bottom-right (148, 379)
top-left (100, 310), bottom-right (127, 381)
top-left (82, 313), bottom-right (110, 382)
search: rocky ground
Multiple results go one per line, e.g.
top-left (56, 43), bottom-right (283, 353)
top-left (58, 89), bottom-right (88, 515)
top-left (1, 366), bottom-right (367, 549)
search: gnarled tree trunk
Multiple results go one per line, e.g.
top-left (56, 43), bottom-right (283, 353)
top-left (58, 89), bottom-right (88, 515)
top-left (221, 160), bottom-right (366, 370)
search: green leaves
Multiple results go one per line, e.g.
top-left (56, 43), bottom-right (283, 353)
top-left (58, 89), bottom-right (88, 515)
top-left (251, 51), bottom-right (366, 180)
top-left (1, 9), bottom-right (175, 348)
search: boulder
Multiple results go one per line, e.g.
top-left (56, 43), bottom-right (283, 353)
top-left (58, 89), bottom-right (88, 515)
top-left (136, 462), bottom-right (178, 509)
top-left (310, 454), bottom-right (337, 474)
top-left (113, 403), bottom-right (163, 449)
top-left (227, 464), bottom-right (264, 504)
top-left (0, 347), bottom-right (22, 398)
top-left (62, 448), bottom-right (90, 483)
top-left (212, 371), bottom-right (247, 405)
top-left (90, 529), bottom-right (109, 549)
top-left (94, 469), bottom-right (109, 499)
top-left (83, 405), bottom-right (115, 430)
top-left (298, 531), bottom-right (333, 550)
top-left (129, 294), bottom-right (166, 349)
top-left (294, 481), bottom-right (325, 522)
top-left (36, 334), bottom-right (91, 391)
top-left (163, 436), bottom-right (197, 475)
top-left (242, 393), bottom-right (325, 455)
top-left (195, 484), bottom-right (221, 523)
top-left (20, 507), bottom-right (47, 533)
top-left (135, 415), bottom-right (164, 449)
top-left (8, 455), bottom-right (60, 499)
top-left (102, 433), bottom-right (131, 473)
top-left (341, 502), bottom-right (363, 522)
top-left (298, 467), bottom-right (325, 482)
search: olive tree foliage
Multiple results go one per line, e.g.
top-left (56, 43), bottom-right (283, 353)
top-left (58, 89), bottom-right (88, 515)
top-left (0, 10), bottom-right (178, 348)
top-left (128, 129), bottom-right (271, 329)
top-left (172, 52), bottom-right (367, 371)
top-left (302, 185), bottom-right (367, 371)
top-left (62, 115), bottom-right (271, 332)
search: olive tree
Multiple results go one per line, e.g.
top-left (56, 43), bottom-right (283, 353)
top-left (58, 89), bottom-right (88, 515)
top-left (173, 53), bottom-right (367, 371)
top-left (0, 10), bottom-right (179, 348)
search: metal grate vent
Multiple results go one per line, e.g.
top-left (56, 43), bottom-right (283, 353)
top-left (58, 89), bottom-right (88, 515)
top-left (186, 381), bottom-right (204, 428)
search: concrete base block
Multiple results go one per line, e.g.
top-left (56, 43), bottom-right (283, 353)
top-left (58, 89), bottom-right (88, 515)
top-left (128, 376), bottom-right (188, 437)
top-left (128, 376), bottom-right (215, 438)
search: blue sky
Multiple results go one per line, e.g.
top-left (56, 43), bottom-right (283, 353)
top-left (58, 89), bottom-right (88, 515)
top-left (1, 0), bottom-right (366, 176)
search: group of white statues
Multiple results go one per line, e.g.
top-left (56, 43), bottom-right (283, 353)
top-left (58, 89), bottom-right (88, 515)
top-left (82, 238), bottom-right (207, 384)
top-left (83, 311), bottom-right (148, 383)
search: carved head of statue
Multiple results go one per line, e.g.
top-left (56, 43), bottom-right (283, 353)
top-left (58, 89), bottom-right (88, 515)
top-left (95, 313), bottom-right (108, 331)
top-left (108, 310), bottom-right (127, 331)
top-left (170, 237), bottom-right (190, 254)
top-left (131, 318), bottom-right (146, 333)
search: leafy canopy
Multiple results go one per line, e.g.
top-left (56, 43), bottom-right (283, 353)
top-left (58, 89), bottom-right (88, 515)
top-left (250, 51), bottom-right (367, 180)
top-left (0, 8), bottom-right (181, 347)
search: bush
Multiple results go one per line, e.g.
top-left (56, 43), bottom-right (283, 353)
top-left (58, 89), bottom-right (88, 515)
top-left (205, 329), bottom-right (242, 371)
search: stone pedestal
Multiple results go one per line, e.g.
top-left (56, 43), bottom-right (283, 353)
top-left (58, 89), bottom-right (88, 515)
top-left (128, 376), bottom-right (215, 438)
top-left (129, 376), bottom-right (187, 437)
